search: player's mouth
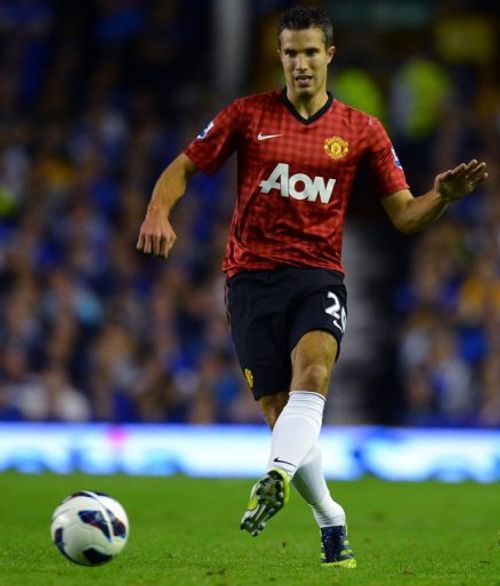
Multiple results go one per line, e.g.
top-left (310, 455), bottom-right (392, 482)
top-left (295, 75), bottom-right (313, 88)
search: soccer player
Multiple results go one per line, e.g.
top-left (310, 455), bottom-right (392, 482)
top-left (136, 6), bottom-right (488, 567)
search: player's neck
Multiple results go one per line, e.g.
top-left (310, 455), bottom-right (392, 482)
top-left (285, 89), bottom-right (329, 120)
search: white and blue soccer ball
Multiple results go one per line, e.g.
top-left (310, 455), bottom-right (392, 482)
top-left (50, 490), bottom-right (129, 566)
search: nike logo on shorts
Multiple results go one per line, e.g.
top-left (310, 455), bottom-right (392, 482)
top-left (257, 132), bottom-right (282, 141)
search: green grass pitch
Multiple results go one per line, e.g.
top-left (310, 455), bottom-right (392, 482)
top-left (0, 472), bottom-right (498, 586)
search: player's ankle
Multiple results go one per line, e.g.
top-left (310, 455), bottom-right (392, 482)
top-left (313, 495), bottom-right (346, 527)
top-left (267, 465), bottom-right (294, 481)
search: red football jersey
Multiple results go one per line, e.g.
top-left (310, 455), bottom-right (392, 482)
top-left (184, 90), bottom-right (408, 277)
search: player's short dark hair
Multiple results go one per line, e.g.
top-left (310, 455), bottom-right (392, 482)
top-left (277, 6), bottom-right (334, 47)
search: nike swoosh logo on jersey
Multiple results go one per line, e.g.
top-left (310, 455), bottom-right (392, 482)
top-left (257, 132), bottom-right (282, 141)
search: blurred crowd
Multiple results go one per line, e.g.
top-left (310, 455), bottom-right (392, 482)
top-left (391, 4), bottom-right (500, 428)
top-left (0, 0), bottom-right (498, 426)
top-left (0, 0), bottom-right (259, 424)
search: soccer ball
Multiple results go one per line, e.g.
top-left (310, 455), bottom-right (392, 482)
top-left (50, 490), bottom-right (129, 566)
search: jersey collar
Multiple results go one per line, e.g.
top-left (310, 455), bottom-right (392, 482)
top-left (281, 88), bottom-right (333, 125)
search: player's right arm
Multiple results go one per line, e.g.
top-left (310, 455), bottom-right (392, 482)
top-left (137, 99), bottom-right (241, 259)
top-left (136, 153), bottom-right (198, 259)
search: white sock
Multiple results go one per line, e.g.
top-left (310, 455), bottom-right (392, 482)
top-left (292, 444), bottom-right (346, 527)
top-left (266, 391), bottom-right (325, 479)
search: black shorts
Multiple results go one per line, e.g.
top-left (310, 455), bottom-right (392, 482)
top-left (225, 266), bottom-right (347, 400)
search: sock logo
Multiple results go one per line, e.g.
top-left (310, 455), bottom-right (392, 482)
top-left (273, 457), bottom-right (296, 468)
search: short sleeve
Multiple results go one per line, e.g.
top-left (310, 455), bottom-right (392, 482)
top-left (364, 117), bottom-right (409, 198)
top-left (184, 100), bottom-right (241, 175)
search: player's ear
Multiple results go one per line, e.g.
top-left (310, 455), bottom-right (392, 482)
top-left (277, 31), bottom-right (283, 59)
top-left (326, 46), bottom-right (336, 64)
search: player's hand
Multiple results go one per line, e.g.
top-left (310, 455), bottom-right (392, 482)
top-left (435, 159), bottom-right (488, 204)
top-left (136, 207), bottom-right (176, 259)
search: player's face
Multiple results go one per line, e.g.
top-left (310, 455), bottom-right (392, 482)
top-left (278, 28), bottom-right (335, 101)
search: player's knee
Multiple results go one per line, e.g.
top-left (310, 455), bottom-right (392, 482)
top-left (259, 393), bottom-right (288, 428)
top-left (293, 363), bottom-right (330, 394)
top-left (263, 404), bottom-right (281, 429)
top-left (266, 411), bottom-right (279, 429)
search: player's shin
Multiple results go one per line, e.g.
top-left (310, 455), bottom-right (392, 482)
top-left (266, 390), bottom-right (325, 478)
top-left (292, 444), bottom-right (346, 527)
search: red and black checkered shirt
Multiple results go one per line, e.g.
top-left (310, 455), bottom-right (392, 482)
top-left (184, 89), bottom-right (408, 277)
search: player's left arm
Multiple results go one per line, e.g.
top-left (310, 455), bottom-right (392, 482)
top-left (382, 159), bottom-right (488, 234)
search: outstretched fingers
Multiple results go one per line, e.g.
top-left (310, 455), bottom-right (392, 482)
top-left (456, 159), bottom-right (488, 183)
top-left (466, 161), bottom-right (488, 185)
top-left (450, 162), bottom-right (468, 177)
top-left (436, 159), bottom-right (488, 203)
top-left (443, 159), bottom-right (488, 187)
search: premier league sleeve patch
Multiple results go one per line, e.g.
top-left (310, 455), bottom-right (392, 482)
top-left (391, 146), bottom-right (403, 169)
top-left (197, 120), bottom-right (214, 140)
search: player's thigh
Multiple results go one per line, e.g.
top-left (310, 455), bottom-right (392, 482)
top-left (289, 283), bottom-right (347, 395)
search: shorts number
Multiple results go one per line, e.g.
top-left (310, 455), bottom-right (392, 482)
top-left (325, 292), bottom-right (346, 333)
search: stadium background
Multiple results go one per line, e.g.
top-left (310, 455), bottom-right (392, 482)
top-left (0, 0), bottom-right (498, 479)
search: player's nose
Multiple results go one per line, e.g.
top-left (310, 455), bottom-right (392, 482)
top-left (295, 54), bottom-right (307, 70)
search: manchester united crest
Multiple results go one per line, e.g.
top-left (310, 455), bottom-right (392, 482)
top-left (244, 368), bottom-right (254, 389)
top-left (324, 136), bottom-right (349, 160)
